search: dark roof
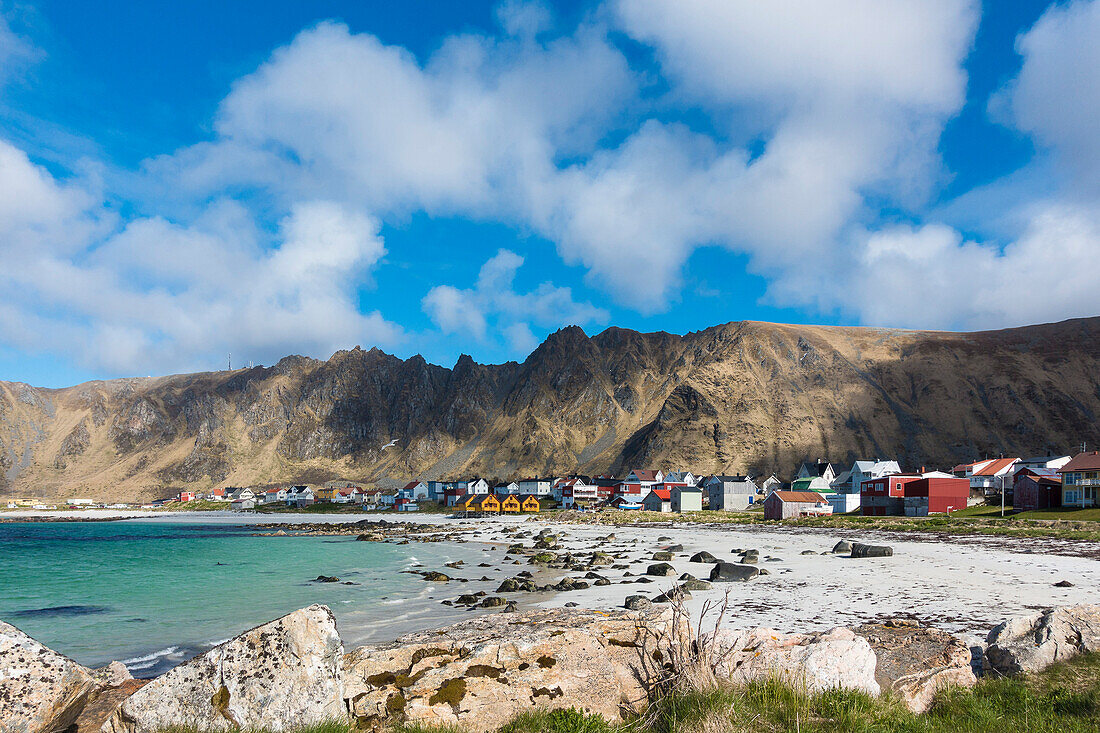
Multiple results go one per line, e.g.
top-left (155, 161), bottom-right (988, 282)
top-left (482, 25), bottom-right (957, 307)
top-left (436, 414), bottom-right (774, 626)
top-left (1060, 451), bottom-right (1100, 473)
top-left (714, 475), bottom-right (752, 482)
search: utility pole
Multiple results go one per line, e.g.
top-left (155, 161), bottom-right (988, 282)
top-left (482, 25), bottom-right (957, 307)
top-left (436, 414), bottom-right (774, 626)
top-left (228, 353), bottom-right (232, 371)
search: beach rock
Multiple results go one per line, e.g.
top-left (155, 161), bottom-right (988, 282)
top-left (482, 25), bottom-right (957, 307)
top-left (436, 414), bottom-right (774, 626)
top-left (479, 597), bottom-right (506, 608)
top-left (647, 563), bottom-right (675, 577)
top-left (680, 579), bottom-right (712, 591)
top-left (855, 621), bottom-right (976, 713)
top-left (851, 543), bottom-right (893, 558)
top-left (651, 551), bottom-right (674, 561)
top-left (102, 605), bottom-right (344, 733)
top-left (624, 596), bottom-right (652, 611)
top-left (314, 575), bottom-right (341, 583)
top-left (664, 544), bottom-right (684, 553)
top-left (91, 661), bottom-right (133, 687)
top-left (0, 620), bottom-right (100, 733)
top-left (689, 551), bottom-right (718, 564)
top-left (800, 550), bottom-right (817, 555)
top-left (423, 572), bottom-right (451, 582)
top-left (707, 627), bottom-right (879, 695)
top-left (69, 679), bottom-right (149, 733)
top-left (832, 540), bottom-right (851, 554)
top-left (709, 562), bottom-right (759, 582)
top-left (342, 608), bottom-right (664, 732)
top-left (1054, 580), bottom-right (1074, 587)
top-left (985, 604), bottom-right (1100, 676)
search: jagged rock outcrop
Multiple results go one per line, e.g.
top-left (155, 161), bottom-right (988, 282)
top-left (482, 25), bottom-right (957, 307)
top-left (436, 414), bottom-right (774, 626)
top-left (102, 605), bottom-right (344, 733)
top-left (342, 608), bottom-right (662, 732)
top-left (706, 627), bottom-right (880, 695)
top-left (855, 620), bottom-right (976, 713)
top-left (0, 620), bottom-right (100, 733)
top-left (3, 317), bottom-right (1100, 500)
top-left (985, 604), bottom-right (1100, 676)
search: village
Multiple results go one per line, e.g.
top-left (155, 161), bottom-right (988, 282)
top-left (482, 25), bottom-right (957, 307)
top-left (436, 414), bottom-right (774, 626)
top-left (37, 448), bottom-right (1091, 519)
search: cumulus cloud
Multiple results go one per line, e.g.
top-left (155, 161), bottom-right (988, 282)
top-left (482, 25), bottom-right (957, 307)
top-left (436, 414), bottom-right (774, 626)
top-left (422, 249), bottom-right (608, 354)
top-left (1003, 0), bottom-right (1100, 196)
top-left (0, 140), bottom-right (401, 373)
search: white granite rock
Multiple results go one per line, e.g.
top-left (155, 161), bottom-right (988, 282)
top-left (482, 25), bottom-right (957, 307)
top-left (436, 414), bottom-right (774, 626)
top-left (986, 604), bottom-right (1100, 676)
top-left (102, 604), bottom-right (344, 733)
top-left (0, 620), bottom-right (99, 733)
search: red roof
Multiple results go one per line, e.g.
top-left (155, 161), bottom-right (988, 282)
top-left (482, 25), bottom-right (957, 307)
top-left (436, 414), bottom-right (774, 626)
top-left (649, 489), bottom-right (671, 500)
top-left (972, 458), bottom-right (1019, 476)
top-left (771, 490), bottom-right (826, 503)
top-left (630, 470), bottom-right (660, 482)
top-left (1059, 451), bottom-right (1100, 473)
top-left (401, 481), bottom-right (424, 491)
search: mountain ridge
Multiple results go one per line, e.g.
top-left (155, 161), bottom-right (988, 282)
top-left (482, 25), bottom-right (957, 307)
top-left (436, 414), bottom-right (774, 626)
top-left (3, 317), bottom-right (1099, 500)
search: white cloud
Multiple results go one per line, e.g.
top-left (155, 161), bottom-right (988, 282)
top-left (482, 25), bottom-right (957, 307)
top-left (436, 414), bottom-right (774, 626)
top-left (830, 205), bottom-right (1100, 330)
top-left (422, 249), bottom-right (608, 354)
top-left (0, 140), bottom-right (401, 373)
top-left (1005, 0), bottom-right (1100, 197)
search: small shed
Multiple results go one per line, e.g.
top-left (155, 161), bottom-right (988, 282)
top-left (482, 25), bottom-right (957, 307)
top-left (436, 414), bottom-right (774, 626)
top-left (643, 489), bottom-right (672, 513)
top-left (764, 490), bottom-right (831, 520)
top-left (671, 486), bottom-right (703, 513)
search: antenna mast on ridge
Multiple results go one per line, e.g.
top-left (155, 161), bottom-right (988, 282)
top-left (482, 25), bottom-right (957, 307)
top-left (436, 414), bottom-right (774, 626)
top-left (228, 353), bottom-right (232, 371)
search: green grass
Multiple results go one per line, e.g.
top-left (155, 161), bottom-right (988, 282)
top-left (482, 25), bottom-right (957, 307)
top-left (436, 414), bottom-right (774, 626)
top-left (149, 653), bottom-right (1100, 733)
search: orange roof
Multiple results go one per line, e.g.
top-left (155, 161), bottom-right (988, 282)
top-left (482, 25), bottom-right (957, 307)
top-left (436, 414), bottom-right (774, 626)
top-left (1059, 451), bottom-right (1100, 473)
top-left (649, 489), bottom-right (671, 500)
top-left (771, 490), bottom-right (826, 503)
top-left (971, 458), bottom-right (1018, 476)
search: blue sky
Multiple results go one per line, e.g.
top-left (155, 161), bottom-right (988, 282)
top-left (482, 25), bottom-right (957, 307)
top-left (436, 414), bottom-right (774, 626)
top-left (1, 0), bottom-right (1099, 387)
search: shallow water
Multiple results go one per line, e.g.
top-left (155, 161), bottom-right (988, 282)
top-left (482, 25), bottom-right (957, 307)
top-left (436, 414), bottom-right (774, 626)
top-left (0, 520), bottom-right (499, 676)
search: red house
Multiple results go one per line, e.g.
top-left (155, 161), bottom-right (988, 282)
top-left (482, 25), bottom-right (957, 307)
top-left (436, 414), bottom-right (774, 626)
top-left (862, 474), bottom-right (969, 516)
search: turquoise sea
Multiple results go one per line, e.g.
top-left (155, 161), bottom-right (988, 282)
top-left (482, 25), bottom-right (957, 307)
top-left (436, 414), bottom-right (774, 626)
top-left (0, 519), bottom-right (501, 676)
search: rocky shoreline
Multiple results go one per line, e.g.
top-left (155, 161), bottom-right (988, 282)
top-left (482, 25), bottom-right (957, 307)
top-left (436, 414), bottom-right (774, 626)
top-left (6, 600), bottom-right (1099, 733)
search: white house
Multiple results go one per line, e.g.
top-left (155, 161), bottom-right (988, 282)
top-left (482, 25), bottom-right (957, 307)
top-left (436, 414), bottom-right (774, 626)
top-left (261, 488), bottom-right (288, 505)
top-left (836, 460), bottom-right (902, 495)
top-left (796, 461), bottom-right (837, 484)
top-left (466, 478), bottom-right (490, 495)
top-left (624, 469), bottom-right (663, 492)
top-left (286, 485), bottom-right (314, 507)
top-left (229, 487), bottom-right (256, 502)
top-left (493, 482), bottom-right (520, 495)
top-left (399, 481), bottom-right (429, 500)
top-left (1016, 455), bottom-right (1071, 474)
top-left (760, 475), bottom-right (783, 495)
top-left (953, 458), bottom-right (1020, 496)
top-left (664, 471), bottom-right (698, 487)
top-left (558, 478), bottom-right (599, 508)
top-left (517, 477), bottom-right (552, 496)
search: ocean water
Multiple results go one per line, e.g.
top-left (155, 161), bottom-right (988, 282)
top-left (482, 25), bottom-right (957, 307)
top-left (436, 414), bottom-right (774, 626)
top-left (0, 519), bottom-right (500, 676)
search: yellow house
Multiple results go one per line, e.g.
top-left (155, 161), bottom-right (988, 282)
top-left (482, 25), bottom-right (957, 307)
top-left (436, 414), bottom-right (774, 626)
top-left (501, 495), bottom-right (522, 513)
top-left (521, 496), bottom-right (540, 513)
top-left (314, 486), bottom-right (339, 502)
top-left (471, 494), bottom-right (501, 513)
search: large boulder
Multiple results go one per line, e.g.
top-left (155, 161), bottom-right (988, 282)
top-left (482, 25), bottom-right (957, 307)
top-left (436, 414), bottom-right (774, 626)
top-left (342, 608), bottom-right (664, 732)
top-left (0, 620), bottom-right (100, 733)
top-left (689, 551), bottom-right (718, 564)
top-left (851, 543), bottom-right (893, 558)
top-left (709, 562), bottom-right (759, 582)
top-left (986, 604), bottom-right (1100, 676)
top-left (707, 627), bottom-right (879, 695)
top-left (855, 621), bottom-right (976, 713)
top-left (102, 605), bottom-right (344, 733)
top-left (647, 563), bottom-right (675, 577)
